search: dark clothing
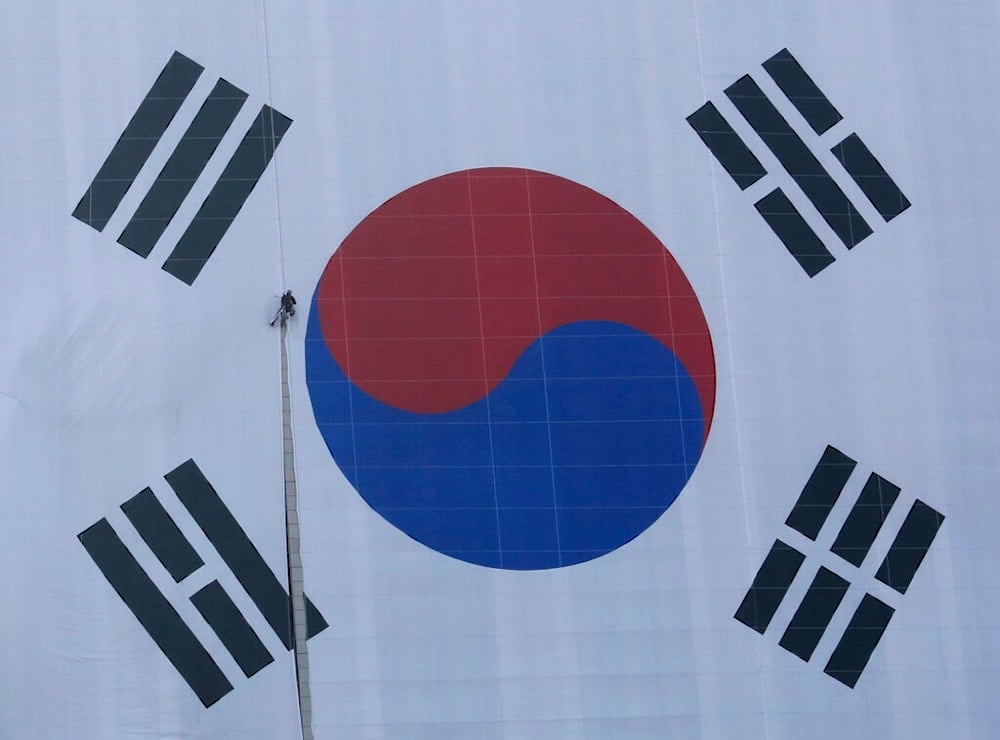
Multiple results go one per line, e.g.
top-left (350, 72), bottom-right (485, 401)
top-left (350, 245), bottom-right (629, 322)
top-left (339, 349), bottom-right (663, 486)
top-left (271, 291), bottom-right (298, 326)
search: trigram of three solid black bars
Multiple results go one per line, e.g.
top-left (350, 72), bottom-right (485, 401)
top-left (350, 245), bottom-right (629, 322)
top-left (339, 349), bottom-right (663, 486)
top-left (688, 48), bottom-right (910, 277)
top-left (735, 445), bottom-right (944, 688)
top-left (78, 459), bottom-right (327, 707)
top-left (72, 51), bottom-right (291, 285)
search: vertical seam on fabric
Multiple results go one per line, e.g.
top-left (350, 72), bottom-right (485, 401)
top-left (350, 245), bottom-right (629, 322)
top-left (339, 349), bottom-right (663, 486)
top-left (690, 0), bottom-right (769, 736)
top-left (466, 172), bottom-right (505, 568)
top-left (525, 170), bottom-right (562, 566)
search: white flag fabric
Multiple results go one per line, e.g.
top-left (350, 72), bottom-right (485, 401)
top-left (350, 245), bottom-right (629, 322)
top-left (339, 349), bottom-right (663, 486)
top-left (0, 2), bottom-right (995, 738)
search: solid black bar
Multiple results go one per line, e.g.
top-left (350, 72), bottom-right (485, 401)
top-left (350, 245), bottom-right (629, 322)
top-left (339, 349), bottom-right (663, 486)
top-left (686, 101), bottom-right (767, 190)
top-left (191, 580), bottom-right (274, 678)
top-left (734, 539), bottom-right (806, 634)
top-left (832, 133), bottom-right (911, 222)
top-left (778, 566), bottom-right (850, 662)
top-left (785, 445), bottom-right (857, 539)
top-left (831, 472), bottom-right (901, 567)
top-left (78, 519), bottom-right (232, 707)
top-left (165, 459), bottom-right (295, 649)
top-left (305, 597), bottom-right (329, 639)
top-left (875, 499), bottom-right (944, 594)
top-left (824, 593), bottom-right (894, 688)
top-left (118, 78), bottom-right (249, 257)
top-left (754, 188), bottom-right (837, 277)
top-left (762, 48), bottom-right (842, 135)
top-left (725, 75), bottom-right (872, 248)
top-left (72, 51), bottom-right (203, 231)
top-left (162, 106), bottom-right (293, 284)
top-left (121, 487), bottom-right (204, 582)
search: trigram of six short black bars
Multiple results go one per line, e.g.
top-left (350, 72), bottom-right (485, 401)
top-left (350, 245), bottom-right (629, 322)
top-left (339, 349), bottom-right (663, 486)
top-left (735, 445), bottom-right (944, 688)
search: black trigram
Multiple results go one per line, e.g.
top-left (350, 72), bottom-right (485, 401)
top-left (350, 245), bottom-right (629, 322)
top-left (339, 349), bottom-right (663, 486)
top-left (72, 51), bottom-right (291, 285)
top-left (735, 445), bottom-right (943, 688)
top-left (78, 459), bottom-right (327, 707)
top-left (687, 48), bottom-right (910, 277)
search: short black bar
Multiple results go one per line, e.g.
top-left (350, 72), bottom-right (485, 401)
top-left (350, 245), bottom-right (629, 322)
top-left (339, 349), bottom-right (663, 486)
top-left (824, 593), bottom-right (894, 688)
top-left (875, 499), bottom-right (944, 594)
top-left (762, 48), bottom-right (842, 135)
top-left (78, 518), bottom-right (232, 707)
top-left (120, 487), bottom-right (204, 582)
top-left (118, 78), bottom-right (249, 257)
top-left (162, 106), bottom-right (292, 284)
top-left (830, 472), bottom-right (900, 567)
top-left (831, 133), bottom-right (911, 222)
top-left (785, 445), bottom-right (857, 539)
top-left (687, 101), bottom-right (767, 190)
top-left (305, 597), bottom-right (329, 639)
top-left (754, 188), bottom-right (837, 277)
top-left (725, 74), bottom-right (872, 248)
top-left (191, 580), bottom-right (274, 678)
top-left (734, 539), bottom-right (806, 634)
top-left (72, 51), bottom-right (203, 231)
top-left (778, 566), bottom-right (850, 662)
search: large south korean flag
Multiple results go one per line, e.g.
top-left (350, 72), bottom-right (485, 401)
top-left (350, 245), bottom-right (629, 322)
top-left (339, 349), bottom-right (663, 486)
top-left (0, 2), bottom-right (994, 738)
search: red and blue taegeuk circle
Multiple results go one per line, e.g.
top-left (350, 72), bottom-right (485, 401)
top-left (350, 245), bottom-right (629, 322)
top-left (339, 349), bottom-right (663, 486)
top-left (305, 168), bottom-right (715, 569)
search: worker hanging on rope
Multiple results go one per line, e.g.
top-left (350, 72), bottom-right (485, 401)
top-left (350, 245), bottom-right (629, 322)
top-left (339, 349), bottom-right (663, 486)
top-left (270, 290), bottom-right (297, 326)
